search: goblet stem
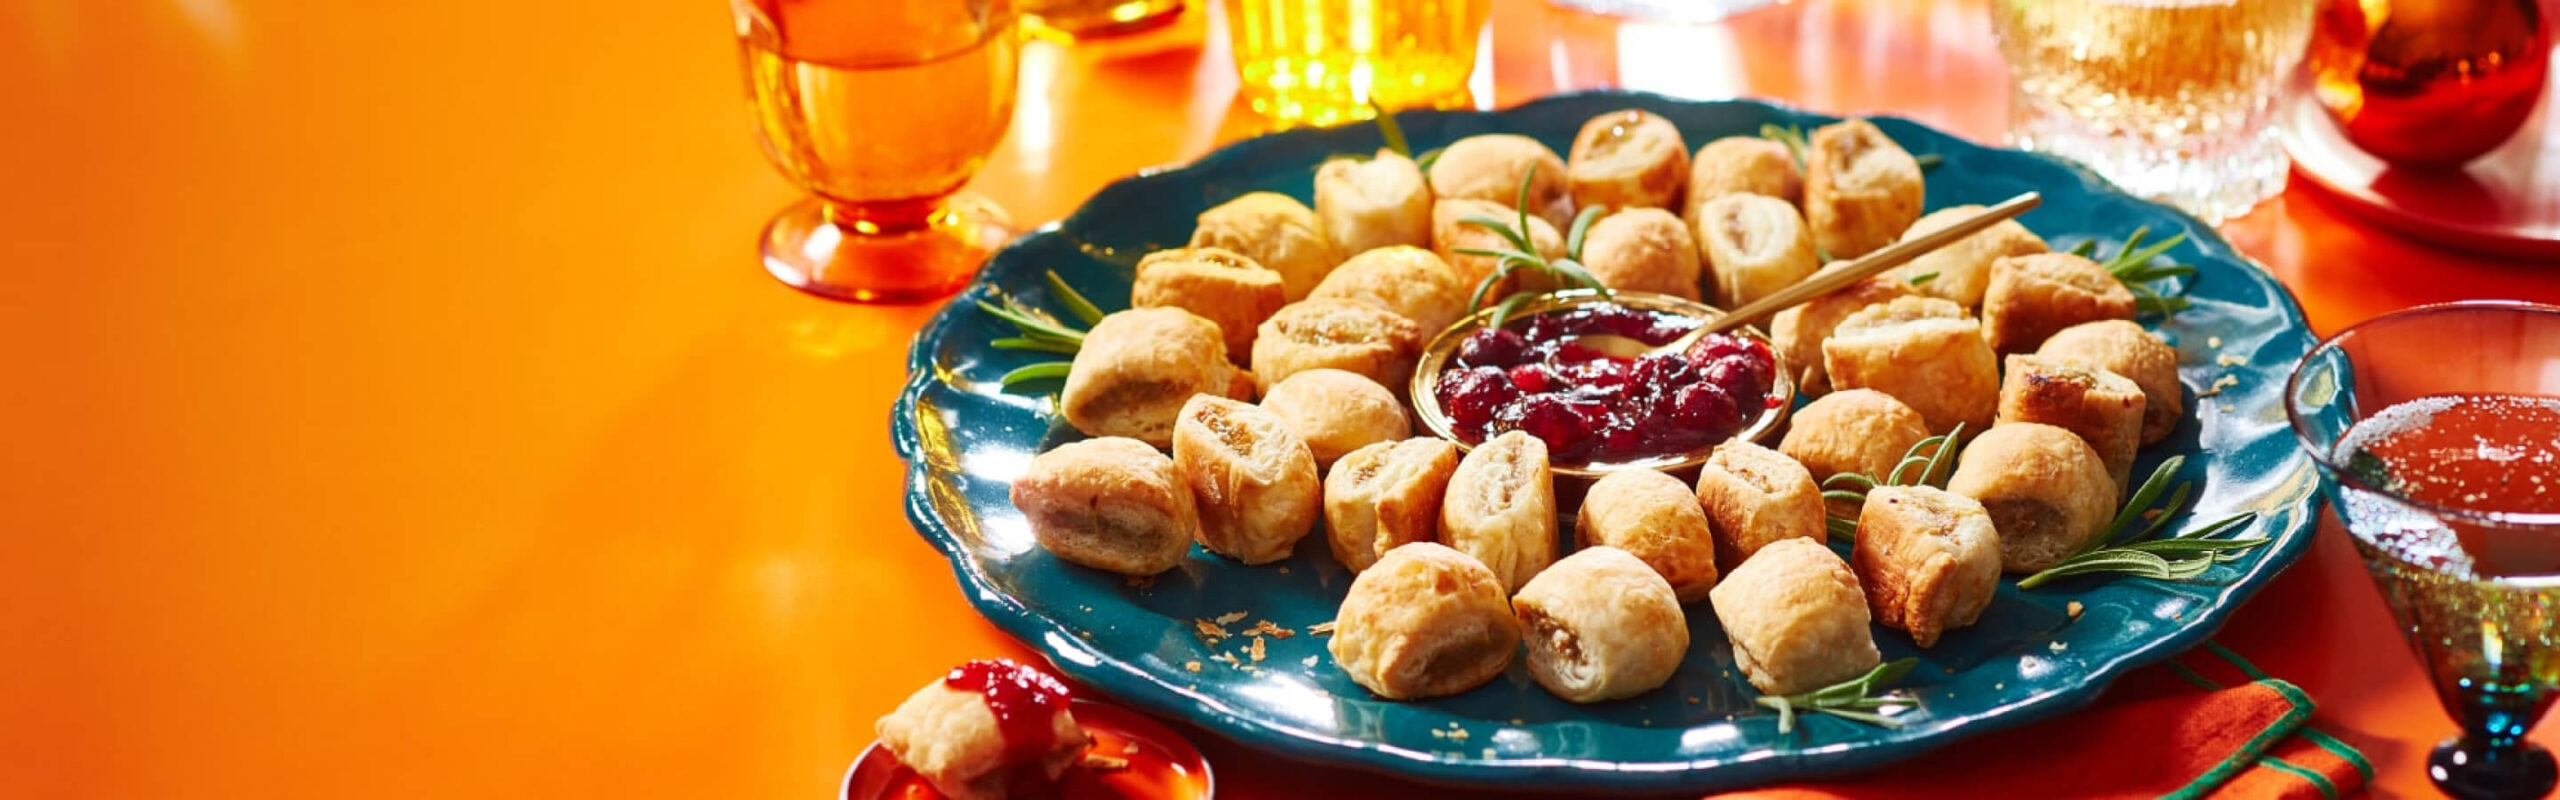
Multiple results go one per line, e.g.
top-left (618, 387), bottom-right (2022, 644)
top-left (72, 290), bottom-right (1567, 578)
top-left (2430, 733), bottom-right (2556, 800)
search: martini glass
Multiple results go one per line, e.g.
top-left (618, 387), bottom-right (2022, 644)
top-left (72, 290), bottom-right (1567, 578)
top-left (2286, 301), bottom-right (2560, 800)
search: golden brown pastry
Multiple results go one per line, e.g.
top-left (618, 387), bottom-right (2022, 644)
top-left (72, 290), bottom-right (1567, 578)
top-left (2038, 319), bottom-right (2183, 445)
top-left (1011, 437), bottom-right (1197, 576)
top-left (1709, 537), bottom-right (1883, 696)
top-left (1696, 192), bottom-right (1822, 309)
top-left (1575, 468), bottom-right (1718, 603)
top-left (1260, 368), bottom-right (1410, 469)
top-left (1567, 109), bottom-right (1691, 212)
top-left (1323, 438), bottom-right (1460, 573)
top-left (1309, 245), bottom-right (1472, 337)
top-left (876, 661), bottom-right (1089, 800)
top-left (1767, 273), bottom-right (1915, 395)
top-left (1694, 439), bottom-right (1827, 571)
top-left (1804, 118), bottom-right (1926, 259)
top-left (1441, 430), bottom-right (1558, 594)
top-left (1426, 133), bottom-right (1575, 229)
top-left (1851, 486), bottom-right (2001, 648)
top-left (1998, 354), bottom-right (2148, 495)
top-left (1328, 542), bottom-right (1523, 699)
top-left (1432, 198), bottom-right (1567, 295)
top-left (1823, 296), bottom-right (2000, 436)
top-left (1250, 298), bottom-right (1424, 395)
top-left (1887, 205), bottom-right (2050, 309)
top-left (1315, 150), bottom-right (1434, 255)
top-left (1779, 389), bottom-right (1935, 519)
top-left (1060, 307), bottom-right (1256, 448)
top-left (1683, 136), bottom-right (1804, 223)
top-left (1981, 253), bottom-right (2138, 354)
top-left (1511, 546), bottom-right (1689, 703)
top-left (1947, 422), bottom-right (2117, 573)
top-left (1131, 247), bottom-right (1288, 363)
top-left (1578, 208), bottom-right (1704, 300)
top-left (1190, 192), bottom-right (1342, 301)
top-left (1171, 395), bottom-right (1320, 564)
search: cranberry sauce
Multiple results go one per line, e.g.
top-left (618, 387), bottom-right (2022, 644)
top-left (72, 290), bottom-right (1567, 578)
top-left (943, 659), bottom-right (1074, 766)
top-left (1432, 304), bottom-right (1778, 464)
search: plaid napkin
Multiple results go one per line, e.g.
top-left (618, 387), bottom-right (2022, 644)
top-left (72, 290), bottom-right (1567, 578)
top-left (1708, 643), bottom-right (2374, 800)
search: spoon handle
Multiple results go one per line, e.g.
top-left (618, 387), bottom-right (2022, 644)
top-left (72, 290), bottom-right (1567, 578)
top-left (1698, 190), bottom-right (2043, 337)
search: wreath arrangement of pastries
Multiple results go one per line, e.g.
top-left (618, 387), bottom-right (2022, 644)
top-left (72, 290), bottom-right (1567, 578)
top-left (991, 109), bottom-right (2259, 730)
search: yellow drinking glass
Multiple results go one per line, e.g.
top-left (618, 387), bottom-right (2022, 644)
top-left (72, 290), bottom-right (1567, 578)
top-left (1222, 0), bottom-right (1490, 127)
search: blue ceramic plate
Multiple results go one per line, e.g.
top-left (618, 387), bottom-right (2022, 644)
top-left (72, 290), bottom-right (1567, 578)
top-left (890, 92), bottom-right (2321, 794)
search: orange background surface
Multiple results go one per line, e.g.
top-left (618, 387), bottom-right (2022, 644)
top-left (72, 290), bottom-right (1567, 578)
top-left (5, 0), bottom-right (2559, 797)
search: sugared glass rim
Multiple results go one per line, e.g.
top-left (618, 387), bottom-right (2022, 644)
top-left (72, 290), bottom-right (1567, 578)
top-left (2283, 299), bottom-right (2560, 529)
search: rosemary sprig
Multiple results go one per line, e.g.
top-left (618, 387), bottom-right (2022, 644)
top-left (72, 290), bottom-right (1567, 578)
top-left (1760, 123), bottom-right (1812, 167)
top-left (1756, 658), bottom-right (1920, 734)
top-left (2072, 227), bottom-right (2197, 317)
top-left (1367, 98), bottom-right (1412, 159)
top-left (1452, 166), bottom-right (1613, 329)
top-left (977, 270), bottom-right (1105, 387)
top-left (1820, 423), bottom-right (1965, 541)
top-left (1906, 270), bottom-right (1940, 286)
top-left (1913, 153), bottom-right (1944, 171)
top-left (2015, 455), bottom-right (2270, 589)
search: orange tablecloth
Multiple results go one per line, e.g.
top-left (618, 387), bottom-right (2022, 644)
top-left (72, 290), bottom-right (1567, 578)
top-left (7, 1), bottom-right (2558, 797)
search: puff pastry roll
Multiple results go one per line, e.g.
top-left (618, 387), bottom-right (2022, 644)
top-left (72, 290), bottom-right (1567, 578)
top-left (1888, 205), bottom-right (2050, 309)
top-left (1323, 438), bottom-right (1460, 573)
top-left (1315, 149), bottom-right (1434, 255)
top-left (1250, 298), bottom-right (1424, 395)
top-left (1696, 193), bottom-right (1822, 309)
top-left (1997, 354), bottom-right (2148, 496)
top-left (1309, 245), bottom-right (1472, 338)
top-left (1190, 192), bottom-right (1341, 301)
top-left (1432, 198), bottom-right (1566, 295)
top-left (1426, 133), bottom-right (1576, 229)
top-left (1011, 437), bottom-right (1197, 576)
top-left (1947, 422), bottom-right (2117, 573)
top-left (1567, 109), bottom-right (1690, 212)
top-left (2039, 319), bottom-right (2182, 445)
top-left (1822, 296), bottom-right (2000, 436)
top-left (1780, 389), bottom-right (1935, 519)
top-left (875, 661), bottom-right (1089, 800)
top-left (1171, 395), bottom-right (1320, 564)
top-left (1061, 307), bottom-right (1256, 448)
top-left (1694, 440), bottom-right (1827, 570)
top-left (1982, 253), bottom-right (2137, 355)
top-left (1575, 468), bottom-right (1718, 603)
top-left (1768, 273), bottom-right (1914, 395)
top-left (1260, 368), bottom-right (1411, 469)
top-left (1682, 135), bottom-right (1804, 224)
top-left (1131, 247), bottom-right (1287, 363)
top-left (1709, 537), bottom-right (1883, 696)
top-left (1578, 208), bottom-right (1704, 301)
top-left (1329, 542), bottom-right (1523, 699)
top-left (1512, 546), bottom-right (1689, 703)
top-left (1852, 486), bottom-right (2001, 648)
top-left (1804, 118), bottom-right (1926, 260)
top-left (1441, 430), bottom-right (1559, 594)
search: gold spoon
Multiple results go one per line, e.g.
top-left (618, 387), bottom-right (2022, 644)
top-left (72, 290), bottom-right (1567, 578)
top-left (1572, 191), bottom-right (2043, 359)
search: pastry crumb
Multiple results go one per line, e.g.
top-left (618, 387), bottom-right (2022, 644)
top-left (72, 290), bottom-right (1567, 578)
top-left (2199, 374), bottom-right (2241, 398)
top-left (1247, 620), bottom-right (1296, 639)
top-left (2215, 354), bottom-right (2245, 367)
top-left (1081, 754), bottom-right (1130, 772)
top-left (2208, 336), bottom-right (2223, 348)
top-left (1193, 619), bottom-right (1230, 644)
top-left (2049, 641), bottom-right (2068, 653)
top-left (1995, 682), bottom-right (2006, 690)
top-left (1214, 610), bottom-right (1250, 625)
top-left (1686, 696), bottom-right (1700, 705)
top-left (1184, 660), bottom-right (1202, 673)
top-left (1278, 566), bottom-right (1290, 574)
top-left (1249, 636), bottom-right (1267, 662)
top-left (2067, 601), bottom-right (2084, 618)
top-left (1308, 621), bottom-right (1337, 635)
top-left (1302, 654), bottom-right (1319, 668)
top-left (2220, 403), bottom-right (2237, 413)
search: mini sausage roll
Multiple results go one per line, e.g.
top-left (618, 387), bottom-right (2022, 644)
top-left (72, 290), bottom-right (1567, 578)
top-left (1426, 133), bottom-right (1576, 229)
top-left (1696, 193), bottom-right (1822, 309)
top-left (1823, 296), bottom-right (2000, 436)
top-left (1061, 307), bottom-right (1256, 448)
top-left (1578, 208), bottom-right (1704, 301)
top-left (1132, 247), bottom-right (1288, 363)
top-left (1309, 245), bottom-right (1471, 337)
top-left (1329, 542), bottom-right (1523, 699)
top-left (1323, 438), bottom-right (1460, 573)
top-left (1694, 440), bottom-right (1827, 570)
top-left (1888, 205), bottom-right (2050, 309)
top-left (1441, 430), bottom-right (1559, 594)
top-left (1768, 273), bottom-right (1915, 395)
top-left (1998, 354), bottom-right (2148, 496)
top-left (876, 662), bottom-right (1089, 800)
top-left (2039, 319), bottom-right (2183, 445)
top-left (1011, 437), bottom-right (1198, 576)
top-left (1250, 298), bottom-right (1424, 395)
top-left (1852, 486), bottom-right (2001, 648)
top-left (1190, 192), bottom-right (1341, 301)
top-left (1782, 388), bottom-right (1937, 520)
top-left (1575, 469), bottom-right (1718, 603)
top-left (1981, 253), bottom-right (2137, 354)
top-left (1171, 395), bottom-right (1320, 564)
top-left (1682, 136), bottom-right (1804, 224)
top-left (1433, 198), bottom-right (1567, 295)
top-left (1260, 368), bottom-right (1410, 469)
top-left (1947, 422), bottom-right (2117, 573)
top-left (1804, 118), bottom-right (1926, 260)
top-left (1567, 109), bottom-right (1691, 212)
top-left (1512, 546), bottom-right (1689, 703)
top-left (1709, 537), bottom-right (1883, 696)
top-left (1315, 150), bottom-right (1434, 255)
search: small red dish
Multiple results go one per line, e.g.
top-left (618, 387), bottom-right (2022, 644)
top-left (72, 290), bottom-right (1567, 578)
top-left (843, 700), bottom-right (1215, 800)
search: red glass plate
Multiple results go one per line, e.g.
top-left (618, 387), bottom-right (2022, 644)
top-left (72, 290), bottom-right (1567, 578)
top-left (843, 700), bottom-right (1214, 800)
top-left (2282, 54), bottom-right (2560, 261)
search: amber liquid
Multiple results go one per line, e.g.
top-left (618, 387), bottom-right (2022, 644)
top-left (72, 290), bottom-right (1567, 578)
top-left (1222, 0), bottom-right (1488, 125)
top-left (737, 0), bottom-right (1018, 230)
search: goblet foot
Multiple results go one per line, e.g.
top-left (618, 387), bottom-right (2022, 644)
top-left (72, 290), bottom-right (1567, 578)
top-left (759, 193), bottom-right (1010, 304)
top-left (2430, 735), bottom-right (2557, 800)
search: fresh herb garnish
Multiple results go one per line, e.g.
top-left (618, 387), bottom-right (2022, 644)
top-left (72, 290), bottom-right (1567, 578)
top-left (1760, 123), bottom-right (1812, 167)
top-left (2015, 455), bottom-right (2270, 589)
top-left (977, 270), bottom-right (1104, 387)
top-left (1906, 270), bottom-right (1941, 286)
top-left (1914, 153), bottom-right (1944, 171)
top-left (1451, 165), bottom-right (1613, 329)
top-left (2071, 227), bottom-right (2196, 317)
top-left (1820, 423), bottom-right (1965, 541)
top-left (1367, 98), bottom-right (1412, 159)
top-left (1756, 658), bottom-right (1921, 734)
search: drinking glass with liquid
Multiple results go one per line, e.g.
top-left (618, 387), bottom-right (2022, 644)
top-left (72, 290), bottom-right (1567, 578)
top-left (1991, 0), bottom-right (2317, 224)
top-left (1223, 0), bottom-right (1491, 127)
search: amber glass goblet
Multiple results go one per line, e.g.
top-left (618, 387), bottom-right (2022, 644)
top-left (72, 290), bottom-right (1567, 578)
top-left (732, 0), bottom-right (1018, 303)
